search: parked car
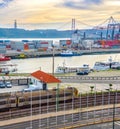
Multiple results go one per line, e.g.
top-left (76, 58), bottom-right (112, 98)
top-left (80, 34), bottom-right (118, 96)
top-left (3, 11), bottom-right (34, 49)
top-left (23, 85), bottom-right (41, 92)
top-left (0, 81), bottom-right (6, 88)
top-left (77, 70), bottom-right (89, 75)
top-left (5, 81), bottom-right (12, 88)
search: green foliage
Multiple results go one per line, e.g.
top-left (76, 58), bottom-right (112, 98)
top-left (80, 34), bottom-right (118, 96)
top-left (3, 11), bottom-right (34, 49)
top-left (90, 86), bottom-right (94, 92)
top-left (109, 83), bottom-right (113, 91)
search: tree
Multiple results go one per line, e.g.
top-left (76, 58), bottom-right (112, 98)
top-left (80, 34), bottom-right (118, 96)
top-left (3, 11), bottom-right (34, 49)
top-left (90, 86), bottom-right (94, 92)
top-left (109, 83), bottom-right (113, 91)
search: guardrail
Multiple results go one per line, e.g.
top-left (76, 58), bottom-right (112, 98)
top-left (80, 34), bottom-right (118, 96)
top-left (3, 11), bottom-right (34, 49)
top-left (0, 75), bottom-right (120, 85)
top-left (56, 76), bottom-right (120, 83)
top-left (0, 76), bottom-right (30, 85)
top-left (57, 76), bottom-right (120, 80)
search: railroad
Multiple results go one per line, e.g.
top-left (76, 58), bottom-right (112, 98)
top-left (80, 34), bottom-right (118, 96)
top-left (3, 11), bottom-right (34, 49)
top-left (0, 104), bottom-right (120, 129)
top-left (0, 75), bottom-right (120, 128)
top-left (0, 87), bottom-right (78, 112)
top-left (0, 89), bottom-right (120, 128)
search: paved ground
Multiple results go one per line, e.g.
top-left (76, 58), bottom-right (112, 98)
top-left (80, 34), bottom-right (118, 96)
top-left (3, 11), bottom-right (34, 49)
top-left (55, 69), bottom-right (120, 77)
top-left (48, 82), bottom-right (120, 93)
top-left (0, 79), bottom-right (119, 94)
top-left (88, 70), bottom-right (120, 77)
top-left (0, 70), bottom-right (120, 93)
top-left (79, 122), bottom-right (120, 129)
top-left (0, 85), bottom-right (27, 93)
top-left (50, 70), bottom-right (120, 93)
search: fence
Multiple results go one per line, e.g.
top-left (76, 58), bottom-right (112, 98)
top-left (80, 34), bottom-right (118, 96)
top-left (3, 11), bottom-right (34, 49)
top-left (0, 76), bottom-right (30, 85)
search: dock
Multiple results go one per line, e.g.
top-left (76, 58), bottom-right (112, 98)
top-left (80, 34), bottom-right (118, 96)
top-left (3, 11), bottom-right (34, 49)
top-left (5, 48), bottom-right (120, 59)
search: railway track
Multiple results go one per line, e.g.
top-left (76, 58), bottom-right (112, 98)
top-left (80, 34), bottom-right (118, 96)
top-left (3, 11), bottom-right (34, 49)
top-left (0, 87), bottom-right (120, 128)
top-left (0, 105), bottom-right (120, 129)
top-left (0, 91), bottom-right (120, 121)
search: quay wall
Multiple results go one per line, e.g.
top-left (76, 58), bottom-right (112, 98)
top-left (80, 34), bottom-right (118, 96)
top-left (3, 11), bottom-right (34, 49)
top-left (5, 48), bottom-right (120, 59)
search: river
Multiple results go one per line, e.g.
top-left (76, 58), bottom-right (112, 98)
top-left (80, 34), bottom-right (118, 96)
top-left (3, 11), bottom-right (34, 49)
top-left (8, 53), bottom-right (120, 73)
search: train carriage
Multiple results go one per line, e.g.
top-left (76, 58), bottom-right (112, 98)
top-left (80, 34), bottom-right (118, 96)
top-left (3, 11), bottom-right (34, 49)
top-left (17, 87), bottom-right (77, 108)
top-left (0, 87), bottom-right (78, 112)
top-left (0, 97), bottom-right (16, 111)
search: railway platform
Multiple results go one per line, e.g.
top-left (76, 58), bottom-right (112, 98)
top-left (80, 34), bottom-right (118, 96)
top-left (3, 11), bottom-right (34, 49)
top-left (0, 104), bottom-right (120, 127)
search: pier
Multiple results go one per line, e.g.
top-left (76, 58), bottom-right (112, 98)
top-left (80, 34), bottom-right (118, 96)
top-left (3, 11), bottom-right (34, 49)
top-left (5, 48), bottom-right (120, 59)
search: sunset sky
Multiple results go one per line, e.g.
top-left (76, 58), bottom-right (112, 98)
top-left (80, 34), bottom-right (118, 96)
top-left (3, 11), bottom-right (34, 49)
top-left (0, 0), bottom-right (120, 30)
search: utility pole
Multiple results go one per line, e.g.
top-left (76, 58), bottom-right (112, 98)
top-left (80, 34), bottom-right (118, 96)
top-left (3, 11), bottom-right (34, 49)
top-left (52, 45), bottom-right (55, 75)
top-left (56, 83), bottom-right (59, 112)
top-left (113, 91), bottom-right (116, 129)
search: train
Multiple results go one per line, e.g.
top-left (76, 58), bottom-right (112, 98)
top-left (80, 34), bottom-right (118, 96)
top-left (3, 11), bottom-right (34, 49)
top-left (0, 87), bottom-right (78, 112)
top-left (1, 87), bottom-right (119, 113)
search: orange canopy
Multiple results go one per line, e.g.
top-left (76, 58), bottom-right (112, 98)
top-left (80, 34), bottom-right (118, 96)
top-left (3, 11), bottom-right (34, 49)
top-left (31, 70), bottom-right (61, 83)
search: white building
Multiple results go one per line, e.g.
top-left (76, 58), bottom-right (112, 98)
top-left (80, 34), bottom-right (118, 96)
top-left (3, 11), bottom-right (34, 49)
top-left (30, 70), bottom-right (61, 90)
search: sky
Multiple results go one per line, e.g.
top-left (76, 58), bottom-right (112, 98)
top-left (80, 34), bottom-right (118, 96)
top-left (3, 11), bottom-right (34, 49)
top-left (0, 0), bottom-right (120, 30)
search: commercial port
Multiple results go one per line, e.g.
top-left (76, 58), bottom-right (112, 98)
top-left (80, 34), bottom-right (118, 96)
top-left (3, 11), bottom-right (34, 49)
top-left (0, 15), bottom-right (120, 129)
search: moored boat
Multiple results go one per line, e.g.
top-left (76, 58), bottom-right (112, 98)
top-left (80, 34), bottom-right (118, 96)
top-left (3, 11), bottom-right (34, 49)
top-left (0, 54), bottom-right (11, 62)
top-left (0, 63), bottom-right (17, 74)
top-left (60, 50), bottom-right (73, 56)
top-left (93, 61), bottom-right (110, 71)
top-left (93, 56), bottom-right (120, 71)
top-left (56, 64), bottom-right (90, 73)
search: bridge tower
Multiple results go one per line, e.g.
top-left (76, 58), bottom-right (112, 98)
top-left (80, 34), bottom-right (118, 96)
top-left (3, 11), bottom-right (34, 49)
top-left (14, 20), bottom-right (17, 29)
top-left (71, 18), bottom-right (75, 31)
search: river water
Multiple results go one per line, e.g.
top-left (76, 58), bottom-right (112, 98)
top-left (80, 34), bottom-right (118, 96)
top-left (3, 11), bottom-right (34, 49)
top-left (9, 53), bottom-right (120, 73)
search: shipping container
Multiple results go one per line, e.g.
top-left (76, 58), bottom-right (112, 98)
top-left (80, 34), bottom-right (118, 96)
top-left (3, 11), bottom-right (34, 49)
top-left (24, 43), bottom-right (29, 50)
top-left (66, 40), bottom-right (71, 45)
top-left (6, 45), bottom-right (11, 50)
top-left (0, 46), bottom-right (6, 53)
top-left (11, 41), bottom-right (24, 51)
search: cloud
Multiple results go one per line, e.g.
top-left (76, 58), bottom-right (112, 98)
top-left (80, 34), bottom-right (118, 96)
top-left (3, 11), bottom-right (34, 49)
top-left (60, 0), bottom-right (103, 10)
top-left (0, 0), bottom-right (14, 8)
top-left (114, 11), bottom-right (120, 14)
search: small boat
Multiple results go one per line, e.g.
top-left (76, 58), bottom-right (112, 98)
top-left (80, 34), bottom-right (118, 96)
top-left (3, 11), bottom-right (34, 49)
top-left (0, 54), bottom-right (11, 62)
top-left (93, 56), bottom-right (120, 71)
top-left (60, 50), bottom-right (73, 56)
top-left (0, 63), bottom-right (17, 74)
top-left (93, 62), bottom-right (110, 71)
top-left (56, 61), bottom-right (90, 73)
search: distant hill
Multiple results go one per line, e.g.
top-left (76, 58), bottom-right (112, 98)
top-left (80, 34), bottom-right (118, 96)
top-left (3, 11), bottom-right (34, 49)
top-left (0, 28), bottom-right (118, 39)
top-left (0, 28), bottom-right (72, 38)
